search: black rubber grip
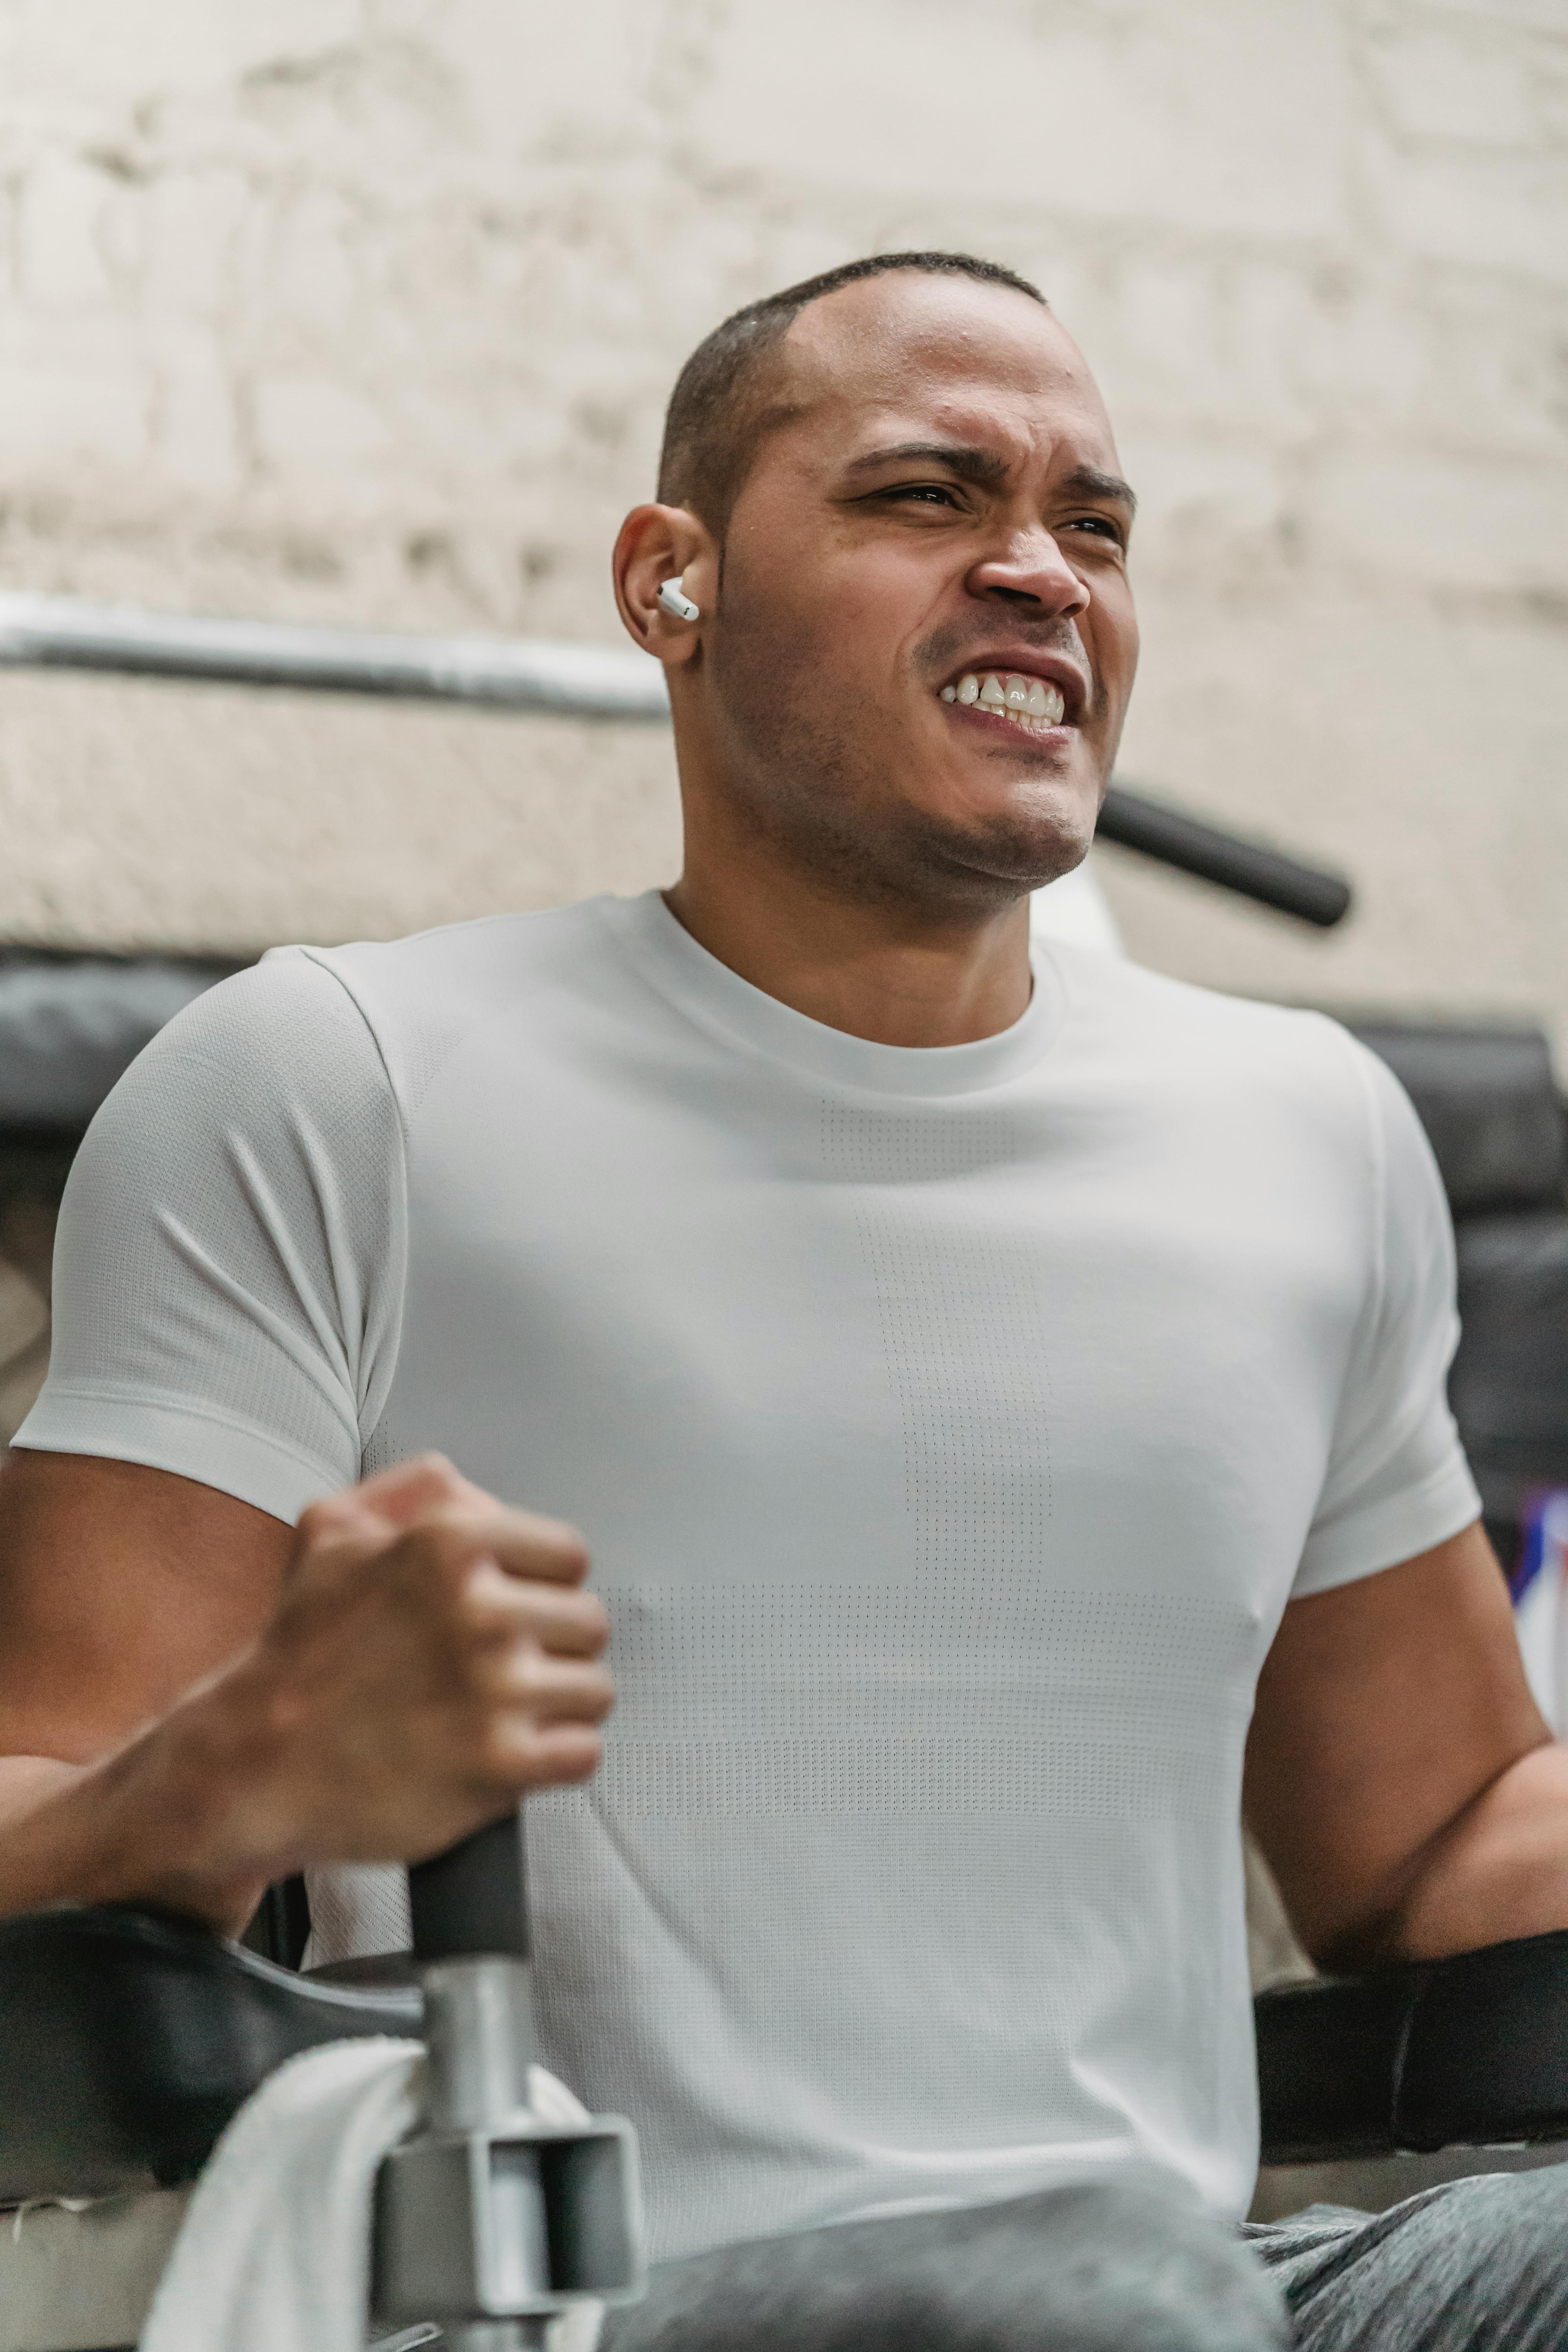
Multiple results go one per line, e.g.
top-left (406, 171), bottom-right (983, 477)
top-left (408, 1811), bottom-right (529, 1960)
top-left (1098, 784), bottom-right (1353, 929)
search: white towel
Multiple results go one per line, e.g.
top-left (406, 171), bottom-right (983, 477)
top-left (140, 2036), bottom-right (604, 2352)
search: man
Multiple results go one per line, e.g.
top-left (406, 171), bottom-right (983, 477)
top-left (0, 251), bottom-right (1564, 2351)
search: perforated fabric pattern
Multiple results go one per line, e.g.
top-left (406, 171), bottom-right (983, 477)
top-left (523, 1557), bottom-right (1258, 2256)
top-left (822, 1101), bottom-right (1055, 1572)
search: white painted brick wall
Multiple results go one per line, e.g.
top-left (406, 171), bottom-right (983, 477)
top-left (0, 0), bottom-right (1564, 1045)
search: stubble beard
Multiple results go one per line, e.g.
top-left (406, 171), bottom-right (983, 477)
top-left (707, 593), bottom-right (1103, 915)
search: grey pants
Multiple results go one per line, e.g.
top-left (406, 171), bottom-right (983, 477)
top-left (1250, 2167), bottom-right (1568, 2349)
top-left (600, 2163), bottom-right (1568, 2351)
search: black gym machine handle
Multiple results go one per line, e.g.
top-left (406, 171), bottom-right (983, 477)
top-left (1098, 783), bottom-right (1352, 930)
top-left (408, 1811), bottom-right (530, 1962)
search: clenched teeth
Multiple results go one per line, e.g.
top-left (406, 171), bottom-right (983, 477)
top-left (939, 671), bottom-right (1067, 732)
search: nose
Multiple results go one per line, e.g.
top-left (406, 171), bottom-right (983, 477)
top-left (968, 528), bottom-right (1088, 619)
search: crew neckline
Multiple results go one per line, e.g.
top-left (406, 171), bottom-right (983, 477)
top-left (594, 889), bottom-right (1069, 1100)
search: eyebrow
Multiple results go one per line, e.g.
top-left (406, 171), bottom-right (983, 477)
top-left (844, 440), bottom-right (1009, 488)
top-left (1060, 462), bottom-right (1138, 517)
top-left (842, 441), bottom-right (1137, 514)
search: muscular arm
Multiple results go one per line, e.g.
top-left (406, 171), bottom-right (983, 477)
top-left (0, 1448), bottom-right (613, 1935)
top-left (1245, 1520), bottom-right (1568, 1969)
top-left (0, 956), bottom-right (615, 1931)
top-left (0, 1451), bottom-right (292, 1924)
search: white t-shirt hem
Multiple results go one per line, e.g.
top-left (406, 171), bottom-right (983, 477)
top-left (14, 1381), bottom-right (343, 1526)
top-left (1291, 1455), bottom-right (1483, 1599)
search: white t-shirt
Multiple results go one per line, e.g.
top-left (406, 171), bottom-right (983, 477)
top-left (16, 891), bottom-right (1478, 2261)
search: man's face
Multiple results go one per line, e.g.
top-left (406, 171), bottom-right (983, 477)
top-left (699, 272), bottom-right (1139, 905)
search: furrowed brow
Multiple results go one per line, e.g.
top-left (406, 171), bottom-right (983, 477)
top-left (842, 441), bottom-right (1011, 489)
top-left (1062, 463), bottom-right (1137, 517)
top-left (843, 444), bottom-right (1137, 515)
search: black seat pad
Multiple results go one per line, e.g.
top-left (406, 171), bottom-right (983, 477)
top-left (0, 1906), bottom-right (420, 2200)
top-left (1257, 1927), bottom-right (1568, 2163)
top-left (10, 1907), bottom-right (1568, 2197)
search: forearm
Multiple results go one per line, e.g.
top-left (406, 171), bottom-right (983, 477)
top-left (0, 1678), bottom-right (277, 1938)
top-left (0, 1457), bottom-right (614, 1939)
top-left (1376, 1739), bottom-right (1568, 1964)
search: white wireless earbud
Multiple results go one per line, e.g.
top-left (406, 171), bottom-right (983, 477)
top-left (657, 577), bottom-right (700, 622)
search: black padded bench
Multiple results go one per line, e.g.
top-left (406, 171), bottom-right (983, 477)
top-left (4, 1903), bottom-right (1568, 2204)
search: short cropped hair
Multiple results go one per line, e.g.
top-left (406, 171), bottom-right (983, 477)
top-left (657, 252), bottom-right (1047, 534)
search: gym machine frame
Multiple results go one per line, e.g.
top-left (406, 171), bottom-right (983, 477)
top-left (383, 1815), bottom-right (644, 2348)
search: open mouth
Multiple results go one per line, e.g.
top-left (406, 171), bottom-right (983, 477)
top-left (940, 671), bottom-right (1067, 736)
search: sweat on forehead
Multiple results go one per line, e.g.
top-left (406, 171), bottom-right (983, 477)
top-left (656, 251), bottom-right (1050, 534)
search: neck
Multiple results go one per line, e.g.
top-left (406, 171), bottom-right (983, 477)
top-left (664, 805), bottom-right (1034, 1052)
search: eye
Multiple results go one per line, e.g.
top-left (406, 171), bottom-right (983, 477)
top-left (875, 483), bottom-right (964, 510)
top-left (1066, 514), bottom-right (1125, 546)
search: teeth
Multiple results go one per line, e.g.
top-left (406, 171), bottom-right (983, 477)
top-left (942, 671), bottom-right (1068, 733)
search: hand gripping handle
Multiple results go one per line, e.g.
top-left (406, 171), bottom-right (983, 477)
top-left (408, 1810), bottom-right (530, 1962)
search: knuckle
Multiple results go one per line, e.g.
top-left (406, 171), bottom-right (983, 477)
top-left (416, 1503), bottom-right (473, 1546)
top-left (510, 1651), bottom-right (552, 1704)
top-left (577, 1594), bottom-right (612, 1648)
top-left (296, 1497), bottom-right (343, 1548)
top-left (495, 1648), bottom-right (615, 1720)
top-left (412, 1515), bottom-right (485, 1579)
top-left (545, 1729), bottom-right (604, 1785)
top-left (524, 1517), bottom-right (590, 1580)
top-left (472, 1715), bottom-right (570, 1787)
top-left (501, 1721), bottom-right (604, 1786)
top-left (554, 1528), bottom-right (591, 1581)
top-left (521, 1589), bottom-right (606, 1648)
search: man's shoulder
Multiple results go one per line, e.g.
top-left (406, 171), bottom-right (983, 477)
top-left (1050, 939), bottom-right (1343, 1043)
top-left (285, 895), bottom-right (628, 1115)
top-left (124, 898), bottom-right (621, 1139)
top-left (301, 894), bottom-right (614, 1010)
top-left (1047, 943), bottom-right (1379, 1123)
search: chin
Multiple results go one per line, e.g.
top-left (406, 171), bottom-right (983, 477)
top-left (895, 809), bottom-right (1093, 904)
top-left (925, 778), bottom-right (1098, 889)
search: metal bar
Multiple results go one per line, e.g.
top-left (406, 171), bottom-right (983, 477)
top-left (0, 591), bottom-right (670, 721)
top-left (0, 589), bottom-right (1352, 926)
top-left (1098, 785), bottom-right (1352, 929)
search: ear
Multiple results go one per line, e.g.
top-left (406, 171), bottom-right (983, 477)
top-left (613, 504), bottom-right (716, 669)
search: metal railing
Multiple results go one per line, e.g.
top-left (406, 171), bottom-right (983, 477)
top-left (0, 590), bottom-right (1351, 928)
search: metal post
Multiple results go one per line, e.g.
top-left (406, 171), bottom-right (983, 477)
top-left (373, 1812), bottom-right (644, 2341)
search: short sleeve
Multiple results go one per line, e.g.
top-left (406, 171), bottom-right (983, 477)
top-left (1292, 1038), bottom-right (1482, 1597)
top-left (12, 949), bottom-right (407, 1525)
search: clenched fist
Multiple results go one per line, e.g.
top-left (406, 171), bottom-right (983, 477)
top-left (177, 1455), bottom-right (615, 1904)
top-left (0, 1445), bottom-right (616, 1934)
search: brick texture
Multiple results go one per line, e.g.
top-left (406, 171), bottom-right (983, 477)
top-left (0, 0), bottom-right (1563, 1046)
